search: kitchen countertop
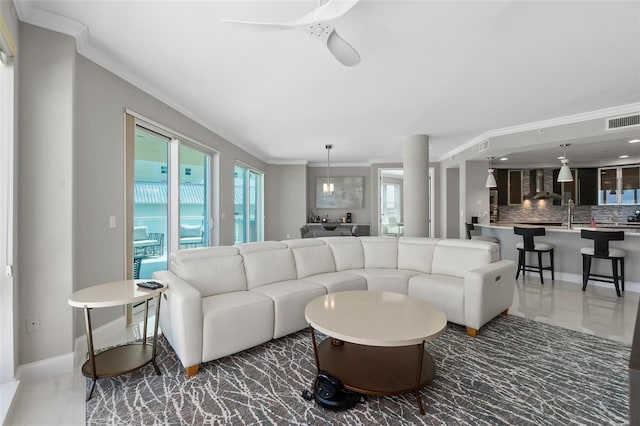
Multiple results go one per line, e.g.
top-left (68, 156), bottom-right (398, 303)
top-left (478, 222), bottom-right (640, 234)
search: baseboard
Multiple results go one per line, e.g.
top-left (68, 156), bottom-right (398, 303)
top-left (73, 315), bottom-right (128, 368)
top-left (16, 315), bottom-right (128, 384)
top-left (15, 352), bottom-right (74, 383)
top-left (0, 380), bottom-right (20, 425)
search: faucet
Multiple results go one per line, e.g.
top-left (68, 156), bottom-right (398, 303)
top-left (567, 199), bottom-right (574, 229)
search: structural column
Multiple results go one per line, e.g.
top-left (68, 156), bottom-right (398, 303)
top-left (403, 135), bottom-right (430, 237)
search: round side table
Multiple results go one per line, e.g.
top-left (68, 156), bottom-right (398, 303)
top-left (68, 280), bottom-right (166, 401)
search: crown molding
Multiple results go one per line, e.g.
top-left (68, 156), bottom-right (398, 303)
top-left (267, 160), bottom-right (309, 166)
top-left (13, 1), bottom-right (270, 164)
top-left (436, 102), bottom-right (640, 162)
top-left (307, 161), bottom-right (372, 168)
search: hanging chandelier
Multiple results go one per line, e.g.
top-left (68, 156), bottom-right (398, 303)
top-left (323, 144), bottom-right (334, 195)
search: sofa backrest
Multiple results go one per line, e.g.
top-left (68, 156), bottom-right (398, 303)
top-left (319, 236), bottom-right (364, 271)
top-left (284, 239), bottom-right (336, 279)
top-left (236, 241), bottom-right (297, 289)
top-left (360, 237), bottom-right (398, 269)
top-left (431, 239), bottom-right (497, 278)
top-left (171, 246), bottom-right (246, 297)
top-left (398, 237), bottom-right (439, 273)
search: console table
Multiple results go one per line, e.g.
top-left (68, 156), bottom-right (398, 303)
top-left (68, 280), bottom-right (166, 400)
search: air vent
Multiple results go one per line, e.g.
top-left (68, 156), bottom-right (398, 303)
top-left (606, 114), bottom-right (640, 130)
top-left (478, 140), bottom-right (489, 152)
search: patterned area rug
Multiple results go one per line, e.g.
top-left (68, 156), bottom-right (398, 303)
top-left (86, 315), bottom-right (630, 425)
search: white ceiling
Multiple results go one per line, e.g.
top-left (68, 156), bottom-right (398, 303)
top-left (14, 0), bottom-right (640, 165)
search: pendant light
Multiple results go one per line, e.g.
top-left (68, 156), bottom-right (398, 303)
top-left (485, 157), bottom-right (497, 188)
top-left (557, 144), bottom-right (573, 183)
top-left (323, 144), bottom-right (334, 195)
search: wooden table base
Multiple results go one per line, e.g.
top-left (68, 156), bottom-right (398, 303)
top-left (312, 329), bottom-right (435, 414)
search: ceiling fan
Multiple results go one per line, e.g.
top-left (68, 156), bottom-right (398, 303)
top-left (222, 0), bottom-right (361, 67)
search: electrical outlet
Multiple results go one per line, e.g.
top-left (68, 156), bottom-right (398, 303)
top-left (26, 315), bottom-right (40, 333)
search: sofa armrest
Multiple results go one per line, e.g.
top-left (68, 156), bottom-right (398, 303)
top-left (152, 270), bottom-right (203, 369)
top-left (463, 260), bottom-right (516, 331)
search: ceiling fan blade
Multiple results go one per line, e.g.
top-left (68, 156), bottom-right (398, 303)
top-left (311, 0), bottom-right (360, 23)
top-left (223, 0), bottom-right (361, 29)
top-left (221, 19), bottom-right (295, 31)
top-left (326, 28), bottom-right (360, 66)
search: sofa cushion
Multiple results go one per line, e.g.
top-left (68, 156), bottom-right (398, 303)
top-left (133, 225), bottom-right (149, 241)
top-left (303, 271), bottom-right (367, 293)
top-left (251, 280), bottom-right (326, 338)
top-left (360, 237), bottom-right (398, 269)
top-left (431, 240), bottom-right (495, 278)
top-left (349, 268), bottom-right (419, 294)
top-left (408, 273), bottom-right (465, 325)
top-left (320, 236), bottom-right (364, 271)
top-left (180, 224), bottom-right (202, 238)
top-left (201, 291), bottom-right (274, 362)
top-left (283, 238), bottom-right (325, 249)
top-left (171, 247), bottom-right (246, 297)
top-left (235, 241), bottom-right (287, 254)
top-left (291, 245), bottom-right (336, 279)
top-left (398, 237), bottom-right (439, 273)
top-left (242, 249), bottom-right (297, 289)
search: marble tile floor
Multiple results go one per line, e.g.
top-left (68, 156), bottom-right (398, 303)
top-left (5, 278), bottom-right (639, 425)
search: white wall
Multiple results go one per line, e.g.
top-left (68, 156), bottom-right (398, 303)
top-left (0, 0), bottom-right (19, 392)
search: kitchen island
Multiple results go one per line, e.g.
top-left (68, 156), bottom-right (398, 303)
top-left (477, 222), bottom-right (640, 293)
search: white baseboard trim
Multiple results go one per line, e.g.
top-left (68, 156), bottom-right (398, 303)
top-left (73, 315), bottom-right (128, 368)
top-left (15, 352), bottom-right (74, 383)
top-left (0, 380), bottom-right (20, 425)
top-left (17, 315), bottom-right (128, 384)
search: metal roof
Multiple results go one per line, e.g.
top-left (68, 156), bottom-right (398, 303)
top-left (134, 181), bottom-right (205, 205)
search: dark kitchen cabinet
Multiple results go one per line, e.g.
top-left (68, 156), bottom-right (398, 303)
top-left (552, 168), bottom-right (597, 205)
top-left (578, 168), bottom-right (598, 205)
top-left (496, 169), bottom-right (508, 205)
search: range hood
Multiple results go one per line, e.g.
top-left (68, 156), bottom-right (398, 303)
top-left (524, 169), bottom-right (562, 200)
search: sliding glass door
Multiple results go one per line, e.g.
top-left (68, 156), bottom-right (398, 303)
top-left (234, 163), bottom-right (264, 244)
top-left (131, 120), bottom-right (212, 279)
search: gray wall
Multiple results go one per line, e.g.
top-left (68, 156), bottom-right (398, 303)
top-left (465, 161), bottom-right (492, 225)
top-left (18, 23), bottom-right (269, 362)
top-left (446, 167), bottom-right (460, 238)
top-left (307, 165), bottom-right (371, 226)
top-left (265, 164), bottom-right (307, 241)
top-left (18, 24), bottom-right (75, 364)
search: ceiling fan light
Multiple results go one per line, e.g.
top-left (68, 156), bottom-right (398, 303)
top-left (485, 169), bottom-right (497, 188)
top-left (557, 160), bottom-right (573, 182)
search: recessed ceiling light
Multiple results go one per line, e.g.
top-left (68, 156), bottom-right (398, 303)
top-left (499, 157), bottom-right (508, 161)
top-left (629, 139), bottom-right (640, 144)
top-left (619, 155), bottom-right (630, 159)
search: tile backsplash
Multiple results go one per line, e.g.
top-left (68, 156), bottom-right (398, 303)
top-left (498, 203), bottom-right (640, 224)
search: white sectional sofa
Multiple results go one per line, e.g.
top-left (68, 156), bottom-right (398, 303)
top-left (153, 236), bottom-right (516, 376)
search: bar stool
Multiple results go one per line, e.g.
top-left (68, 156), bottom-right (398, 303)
top-left (465, 223), bottom-right (499, 244)
top-left (580, 229), bottom-right (625, 297)
top-left (514, 227), bottom-right (555, 284)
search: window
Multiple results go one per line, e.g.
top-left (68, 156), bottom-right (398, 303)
top-left (234, 163), bottom-right (264, 244)
top-left (0, 35), bottom-right (16, 386)
top-left (128, 116), bottom-right (214, 279)
top-left (599, 165), bottom-right (640, 205)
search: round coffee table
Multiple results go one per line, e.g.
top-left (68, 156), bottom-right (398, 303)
top-left (305, 290), bottom-right (447, 415)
